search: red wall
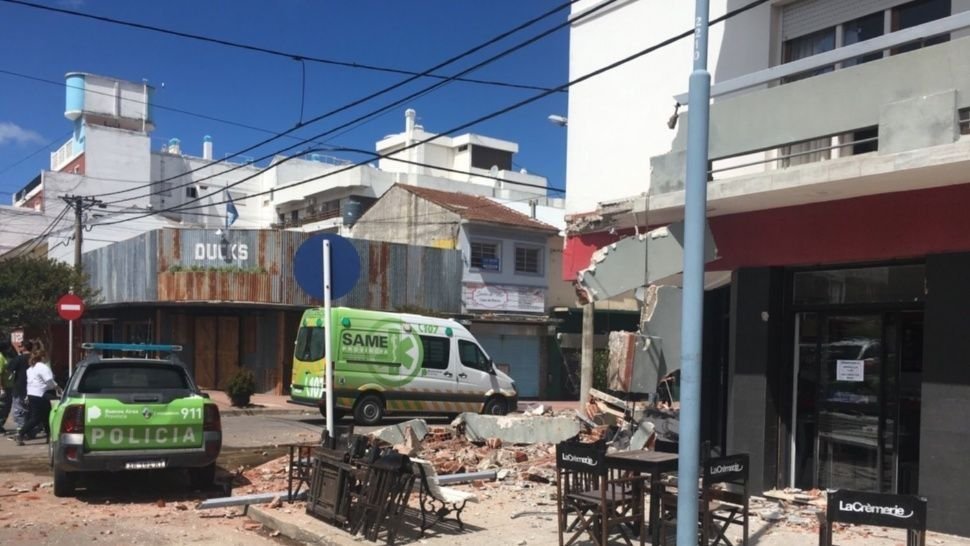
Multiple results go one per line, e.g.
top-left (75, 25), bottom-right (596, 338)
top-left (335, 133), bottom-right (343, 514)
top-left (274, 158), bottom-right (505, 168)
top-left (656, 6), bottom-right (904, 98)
top-left (58, 153), bottom-right (85, 175)
top-left (563, 184), bottom-right (970, 280)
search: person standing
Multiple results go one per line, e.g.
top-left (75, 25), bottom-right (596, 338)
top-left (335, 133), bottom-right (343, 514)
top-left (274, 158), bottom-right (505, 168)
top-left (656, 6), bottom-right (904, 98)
top-left (6, 340), bottom-right (32, 436)
top-left (17, 341), bottom-right (58, 446)
top-left (0, 341), bottom-right (12, 435)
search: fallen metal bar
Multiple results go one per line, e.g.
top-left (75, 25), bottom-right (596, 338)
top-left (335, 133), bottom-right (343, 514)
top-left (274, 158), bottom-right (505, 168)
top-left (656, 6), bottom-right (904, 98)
top-left (196, 490), bottom-right (307, 510)
top-left (435, 470), bottom-right (497, 485)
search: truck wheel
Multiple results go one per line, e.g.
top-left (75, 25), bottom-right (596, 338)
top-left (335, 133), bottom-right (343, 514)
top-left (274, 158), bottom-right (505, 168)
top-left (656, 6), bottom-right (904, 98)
top-left (53, 466), bottom-right (76, 498)
top-left (483, 397), bottom-right (509, 416)
top-left (353, 395), bottom-right (384, 426)
top-left (189, 463), bottom-right (216, 489)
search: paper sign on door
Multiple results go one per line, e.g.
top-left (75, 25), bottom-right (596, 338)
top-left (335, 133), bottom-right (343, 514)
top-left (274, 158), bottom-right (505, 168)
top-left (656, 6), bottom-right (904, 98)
top-left (836, 359), bottom-right (865, 382)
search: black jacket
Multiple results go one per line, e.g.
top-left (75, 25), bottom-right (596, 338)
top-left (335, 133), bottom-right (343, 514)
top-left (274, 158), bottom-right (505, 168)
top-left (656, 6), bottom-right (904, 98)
top-left (8, 353), bottom-right (29, 397)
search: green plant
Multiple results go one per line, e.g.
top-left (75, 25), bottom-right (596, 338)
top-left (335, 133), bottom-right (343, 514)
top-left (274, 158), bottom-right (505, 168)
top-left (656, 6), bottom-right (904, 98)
top-left (168, 264), bottom-right (267, 274)
top-left (225, 368), bottom-right (257, 399)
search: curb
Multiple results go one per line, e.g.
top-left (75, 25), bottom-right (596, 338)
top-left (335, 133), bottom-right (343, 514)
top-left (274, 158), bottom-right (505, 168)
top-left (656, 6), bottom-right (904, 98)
top-left (219, 408), bottom-right (314, 418)
top-left (247, 504), bottom-right (350, 545)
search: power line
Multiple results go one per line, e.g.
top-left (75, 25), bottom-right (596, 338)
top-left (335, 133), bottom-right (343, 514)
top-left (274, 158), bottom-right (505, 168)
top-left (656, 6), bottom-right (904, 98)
top-left (0, 0), bottom-right (563, 93)
top-left (104, 0), bottom-right (769, 226)
top-left (0, 68), bottom-right (312, 139)
top-left (11, 203), bottom-right (70, 257)
top-left (0, 130), bottom-right (71, 177)
top-left (92, 0), bottom-right (584, 202)
top-left (91, 0), bottom-right (769, 225)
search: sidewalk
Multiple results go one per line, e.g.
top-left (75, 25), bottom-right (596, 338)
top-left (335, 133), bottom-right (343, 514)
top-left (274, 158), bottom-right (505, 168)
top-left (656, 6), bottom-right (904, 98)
top-left (202, 390), bottom-right (314, 417)
top-left (202, 392), bottom-right (580, 418)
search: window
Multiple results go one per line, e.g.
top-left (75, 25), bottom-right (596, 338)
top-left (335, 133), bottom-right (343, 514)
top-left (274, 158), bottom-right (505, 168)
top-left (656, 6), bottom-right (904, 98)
top-left (295, 327), bottom-right (326, 362)
top-left (291, 210), bottom-right (299, 221)
top-left (457, 144), bottom-right (469, 152)
top-left (793, 264), bottom-right (926, 305)
top-left (419, 336), bottom-right (450, 370)
top-left (842, 11), bottom-right (886, 67)
top-left (470, 241), bottom-right (501, 271)
top-left (782, 27), bottom-right (836, 82)
top-left (186, 187), bottom-right (198, 199)
top-left (458, 340), bottom-right (491, 372)
top-left (892, 0), bottom-right (951, 54)
top-left (470, 146), bottom-right (512, 171)
top-left (78, 364), bottom-right (189, 393)
top-left (514, 245), bottom-right (542, 275)
top-left (278, 213), bottom-right (285, 224)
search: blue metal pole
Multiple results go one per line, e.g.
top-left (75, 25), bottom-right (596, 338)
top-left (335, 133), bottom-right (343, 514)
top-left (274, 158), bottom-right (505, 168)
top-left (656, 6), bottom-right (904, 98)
top-left (676, 1), bottom-right (711, 545)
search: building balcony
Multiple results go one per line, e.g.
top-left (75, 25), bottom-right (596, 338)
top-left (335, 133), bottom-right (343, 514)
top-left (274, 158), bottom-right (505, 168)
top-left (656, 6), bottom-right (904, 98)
top-left (647, 19), bottom-right (970, 226)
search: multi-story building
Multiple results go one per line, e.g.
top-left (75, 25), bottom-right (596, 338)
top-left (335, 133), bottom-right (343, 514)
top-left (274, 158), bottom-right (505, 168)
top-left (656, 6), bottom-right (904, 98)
top-left (564, 0), bottom-right (970, 533)
top-left (0, 72), bottom-right (566, 396)
top-left (2, 73), bottom-right (558, 260)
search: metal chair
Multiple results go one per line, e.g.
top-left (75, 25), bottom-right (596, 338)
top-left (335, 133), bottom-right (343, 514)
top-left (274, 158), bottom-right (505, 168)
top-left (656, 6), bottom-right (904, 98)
top-left (555, 440), bottom-right (647, 546)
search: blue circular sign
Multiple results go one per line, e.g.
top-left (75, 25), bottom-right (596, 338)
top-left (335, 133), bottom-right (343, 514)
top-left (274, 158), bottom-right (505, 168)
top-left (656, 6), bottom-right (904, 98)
top-left (293, 234), bottom-right (361, 300)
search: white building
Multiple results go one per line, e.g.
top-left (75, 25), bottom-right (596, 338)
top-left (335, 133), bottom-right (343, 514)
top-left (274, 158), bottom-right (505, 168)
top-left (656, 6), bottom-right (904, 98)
top-left (564, 0), bottom-right (970, 533)
top-left (2, 73), bottom-right (562, 263)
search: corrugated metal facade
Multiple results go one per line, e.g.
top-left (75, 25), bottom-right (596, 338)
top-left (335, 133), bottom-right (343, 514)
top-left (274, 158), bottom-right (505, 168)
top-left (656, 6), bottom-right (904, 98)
top-left (85, 228), bottom-right (462, 313)
top-left (83, 231), bottom-right (158, 303)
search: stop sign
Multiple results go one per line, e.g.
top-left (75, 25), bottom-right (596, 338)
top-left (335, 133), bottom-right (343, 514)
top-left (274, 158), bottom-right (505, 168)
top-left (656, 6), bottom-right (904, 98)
top-left (56, 293), bottom-right (85, 321)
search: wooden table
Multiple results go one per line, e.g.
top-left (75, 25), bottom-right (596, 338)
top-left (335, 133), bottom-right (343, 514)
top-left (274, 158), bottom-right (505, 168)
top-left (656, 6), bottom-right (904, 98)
top-left (607, 450), bottom-right (679, 545)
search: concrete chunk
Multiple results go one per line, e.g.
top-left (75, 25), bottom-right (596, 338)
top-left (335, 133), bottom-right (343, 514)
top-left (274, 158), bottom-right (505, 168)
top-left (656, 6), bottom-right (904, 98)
top-left (367, 418), bottom-right (428, 445)
top-left (455, 413), bottom-right (580, 445)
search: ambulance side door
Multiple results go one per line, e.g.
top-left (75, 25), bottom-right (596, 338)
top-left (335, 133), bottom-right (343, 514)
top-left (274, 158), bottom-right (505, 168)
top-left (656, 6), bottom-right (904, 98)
top-left (417, 334), bottom-right (456, 390)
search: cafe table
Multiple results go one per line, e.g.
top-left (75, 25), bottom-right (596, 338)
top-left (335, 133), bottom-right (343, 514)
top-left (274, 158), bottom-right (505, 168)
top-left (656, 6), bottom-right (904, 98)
top-left (606, 450), bottom-right (679, 545)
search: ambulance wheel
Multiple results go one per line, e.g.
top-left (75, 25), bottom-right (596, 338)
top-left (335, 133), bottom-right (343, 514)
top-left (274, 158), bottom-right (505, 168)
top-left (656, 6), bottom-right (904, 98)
top-left (189, 463), bottom-right (216, 489)
top-left (483, 397), bottom-right (509, 416)
top-left (53, 466), bottom-right (76, 498)
top-left (353, 394), bottom-right (384, 426)
top-left (318, 405), bottom-right (344, 421)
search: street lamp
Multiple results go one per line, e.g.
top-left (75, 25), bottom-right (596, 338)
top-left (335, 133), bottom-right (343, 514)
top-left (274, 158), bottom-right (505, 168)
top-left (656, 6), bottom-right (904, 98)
top-left (547, 114), bottom-right (568, 127)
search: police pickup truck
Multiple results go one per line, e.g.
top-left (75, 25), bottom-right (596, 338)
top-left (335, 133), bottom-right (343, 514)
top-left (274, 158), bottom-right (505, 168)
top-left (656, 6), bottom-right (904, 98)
top-left (49, 343), bottom-right (222, 497)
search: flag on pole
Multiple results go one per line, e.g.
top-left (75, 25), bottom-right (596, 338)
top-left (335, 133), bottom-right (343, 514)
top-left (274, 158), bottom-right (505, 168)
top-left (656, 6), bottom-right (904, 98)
top-left (226, 190), bottom-right (239, 227)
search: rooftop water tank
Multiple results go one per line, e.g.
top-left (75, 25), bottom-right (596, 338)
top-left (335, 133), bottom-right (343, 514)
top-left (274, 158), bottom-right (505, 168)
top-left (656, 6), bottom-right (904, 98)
top-left (342, 198), bottom-right (363, 227)
top-left (64, 73), bottom-right (86, 121)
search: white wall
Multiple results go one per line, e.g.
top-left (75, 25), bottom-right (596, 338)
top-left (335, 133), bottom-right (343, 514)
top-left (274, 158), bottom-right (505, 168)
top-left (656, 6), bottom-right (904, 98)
top-left (151, 153), bottom-right (263, 228)
top-left (84, 125), bottom-right (151, 205)
top-left (565, 0), bottom-right (773, 213)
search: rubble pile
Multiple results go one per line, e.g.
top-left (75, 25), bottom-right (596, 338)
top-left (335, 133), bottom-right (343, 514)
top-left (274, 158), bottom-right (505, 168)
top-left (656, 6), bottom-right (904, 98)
top-left (237, 455), bottom-right (292, 494)
top-left (417, 424), bottom-right (557, 483)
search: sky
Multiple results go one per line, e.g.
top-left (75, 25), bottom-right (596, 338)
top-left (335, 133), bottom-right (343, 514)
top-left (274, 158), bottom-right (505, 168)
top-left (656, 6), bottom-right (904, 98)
top-left (0, 0), bottom-right (571, 201)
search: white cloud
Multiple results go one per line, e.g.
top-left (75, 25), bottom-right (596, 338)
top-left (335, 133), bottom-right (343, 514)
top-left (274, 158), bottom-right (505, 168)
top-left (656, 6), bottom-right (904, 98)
top-left (0, 122), bottom-right (44, 146)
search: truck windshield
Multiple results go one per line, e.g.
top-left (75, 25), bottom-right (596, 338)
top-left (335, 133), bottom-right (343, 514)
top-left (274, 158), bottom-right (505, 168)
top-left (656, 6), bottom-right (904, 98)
top-left (78, 364), bottom-right (189, 393)
top-left (295, 327), bottom-right (326, 362)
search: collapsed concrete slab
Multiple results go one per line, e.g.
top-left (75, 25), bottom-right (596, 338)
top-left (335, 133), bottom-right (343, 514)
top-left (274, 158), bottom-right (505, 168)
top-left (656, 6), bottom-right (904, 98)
top-left (367, 418), bottom-right (428, 445)
top-left (575, 222), bottom-right (717, 302)
top-left (607, 285), bottom-right (682, 394)
top-left (454, 413), bottom-right (581, 445)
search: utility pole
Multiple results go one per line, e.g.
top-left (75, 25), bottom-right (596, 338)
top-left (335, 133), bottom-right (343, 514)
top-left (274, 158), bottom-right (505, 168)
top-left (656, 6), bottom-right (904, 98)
top-left (580, 301), bottom-right (594, 413)
top-left (677, 0), bottom-right (712, 544)
top-left (61, 195), bottom-right (106, 270)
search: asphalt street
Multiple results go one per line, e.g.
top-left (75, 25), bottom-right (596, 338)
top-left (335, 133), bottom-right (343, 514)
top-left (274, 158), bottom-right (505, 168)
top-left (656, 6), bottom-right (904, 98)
top-left (0, 411), bottom-right (451, 474)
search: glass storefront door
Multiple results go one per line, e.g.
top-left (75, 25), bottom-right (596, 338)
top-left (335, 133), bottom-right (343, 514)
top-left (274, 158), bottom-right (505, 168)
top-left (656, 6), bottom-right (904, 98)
top-left (793, 311), bottom-right (922, 493)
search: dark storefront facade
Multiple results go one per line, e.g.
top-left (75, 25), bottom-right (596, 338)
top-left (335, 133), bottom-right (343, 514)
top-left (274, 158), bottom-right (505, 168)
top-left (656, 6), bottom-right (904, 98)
top-left (80, 228), bottom-right (463, 393)
top-left (564, 183), bottom-right (970, 534)
top-left (714, 185), bottom-right (970, 534)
